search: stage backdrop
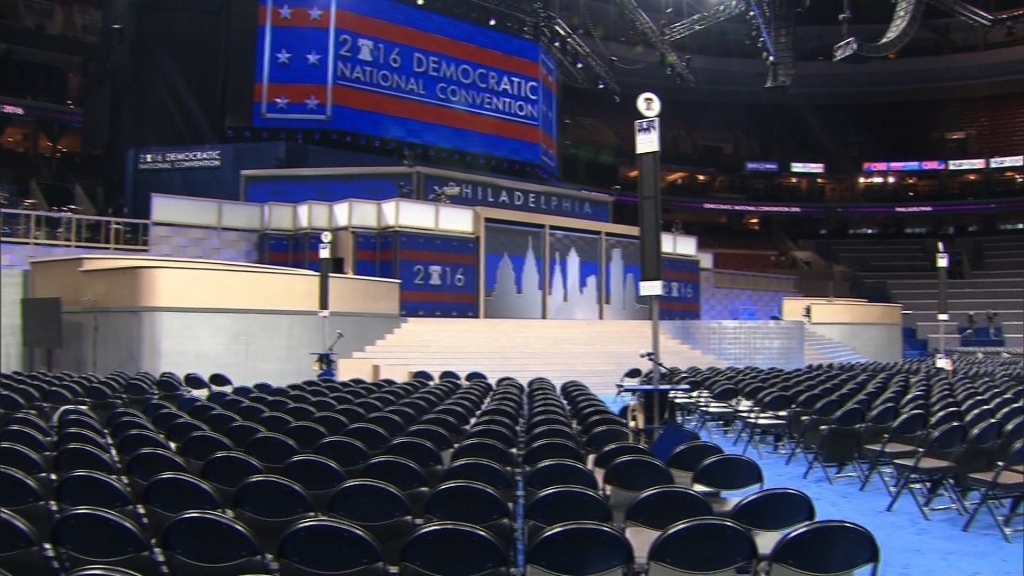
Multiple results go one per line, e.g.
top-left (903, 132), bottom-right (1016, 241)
top-left (548, 230), bottom-right (601, 320)
top-left (484, 222), bottom-right (545, 319)
top-left (604, 235), bottom-right (648, 320)
top-left (254, 0), bottom-right (558, 171)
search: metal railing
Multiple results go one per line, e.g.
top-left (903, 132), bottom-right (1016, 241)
top-left (0, 208), bottom-right (149, 250)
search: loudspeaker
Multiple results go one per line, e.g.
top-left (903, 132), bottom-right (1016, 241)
top-left (21, 297), bottom-right (64, 350)
top-left (637, 152), bottom-right (662, 281)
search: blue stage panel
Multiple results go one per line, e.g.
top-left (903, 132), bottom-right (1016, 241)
top-left (353, 232), bottom-right (380, 277)
top-left (396, 232), bottom-right (479, 317)
top-left (661, 257), bottom-right (701, 320)
top-left (260, 233), bottom-right (293, 267)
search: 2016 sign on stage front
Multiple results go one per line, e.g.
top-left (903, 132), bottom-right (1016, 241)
top-left (392, 232), bottom-right (479, 318)
top-left (660, 257), bottom-right (701, 320)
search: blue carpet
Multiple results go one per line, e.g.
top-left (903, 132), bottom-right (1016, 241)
top-left (598, 395), bottom-right (1023, 576)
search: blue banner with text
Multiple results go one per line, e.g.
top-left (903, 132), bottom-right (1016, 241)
top-left (423, 176), bottom-right (611, 222)
top-left (254, 0), bottom-right (557, 170)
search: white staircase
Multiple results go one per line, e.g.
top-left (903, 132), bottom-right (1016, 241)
top-left (804, 328), bottom-right (867, 364)
top-left (340, 318), bottom-right (722, 394)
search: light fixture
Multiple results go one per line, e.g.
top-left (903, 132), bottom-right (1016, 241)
top-left (416, 0), bottom-right (424, 5)
top-left (488, 17), bottom-right (496, 26)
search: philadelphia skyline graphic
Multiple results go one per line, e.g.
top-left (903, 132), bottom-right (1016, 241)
top-left (485, 235), bottom-right (649, 320)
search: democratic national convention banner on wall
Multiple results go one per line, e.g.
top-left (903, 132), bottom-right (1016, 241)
top-left (393, 232), bottom-right (479, 317)
top-left (660, 257), bottom-right (701, 320)
top-left (254, 0), bottom-right (558, 171)
top-left (423, 176), bottom-right (611, 223)
top-left (547, 230), bottom-right (601, 320)
top-left (603, 236), bottom-right (648, 321)
top-left (484, 223), bottom-right (545, 319)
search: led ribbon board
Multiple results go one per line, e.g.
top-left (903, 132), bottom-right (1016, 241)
top-left (255, 0), bottom-right (558, 171)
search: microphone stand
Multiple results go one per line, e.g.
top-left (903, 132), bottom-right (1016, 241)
top-left (314, 331), bottom-right (345, 381)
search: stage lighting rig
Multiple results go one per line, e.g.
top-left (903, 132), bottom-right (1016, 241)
top-left (833, 0), bottom-right (1014, 62)
top-left (612, 0), bottom-right (696, 85)
top-left (540, 11), bottom-right (622, 93)
top-left (459, 0), bottom-right (619, 93)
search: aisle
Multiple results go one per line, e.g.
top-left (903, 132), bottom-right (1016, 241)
top-left (598, 395), bottom-right (1022, 576)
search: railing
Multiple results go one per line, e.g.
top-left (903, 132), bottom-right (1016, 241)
top-left (0, 209), bottom-right (150, 250)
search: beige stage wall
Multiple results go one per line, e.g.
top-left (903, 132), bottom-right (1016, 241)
top-left (28, 256), bottom-right (400, 315)
top-left (782, 297), bottom-right (904, 362)
top-left (23, 256), bottom-right (403, 383)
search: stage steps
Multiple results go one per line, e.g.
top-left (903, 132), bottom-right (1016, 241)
top-left (341, 318), bottom-right (722, 394)
top-left (804, 328), bottom-right (867, 365)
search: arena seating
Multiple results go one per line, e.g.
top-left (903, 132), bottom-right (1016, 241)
top-left (667, 357), bottom-right (1023, 543)
top-left (820, 235), bottom-right (1024, 352)
top-left (1, 368), bottom-right (882, 575)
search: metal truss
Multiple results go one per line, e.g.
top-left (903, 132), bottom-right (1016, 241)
top-left (541, 11), bottom-right (622, 92)
top-left (460, 0), bottom-right (620, 92)
top-left (661, 0), bottom-right (746, 42)
top-left (612, 0), bottom-right (696, 85)
top-left (833, 0), bottom-right (928, 60)
top-left (926, 0), bottom-right (994, 26)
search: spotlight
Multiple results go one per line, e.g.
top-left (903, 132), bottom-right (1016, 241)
top-left (416, 0), bottom-right (424, 5)
top-left (488, 17), bottom-right (496, 26)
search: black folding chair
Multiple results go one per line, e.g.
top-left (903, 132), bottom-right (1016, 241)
top-left (527, 521), bottom-right (632, 576)
top-left (278, 518), bottom-right (386, 576)
top-left (160, 511), bottom-right (272, 576)
top-left (765, 520), bottom-right (880, 576)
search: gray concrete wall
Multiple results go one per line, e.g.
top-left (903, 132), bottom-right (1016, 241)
top-left (1, 270), bottom-right (27, 371)
top-left (663, 320), bottom-right (806, 369)
top-left (50, 309), bottom-right (402, 384)
top-left (809, 324), bottom-right (903, 363)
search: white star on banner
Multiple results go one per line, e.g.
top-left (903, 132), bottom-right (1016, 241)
top-left (276, 48), bottom-right (292, 64)
top-left (305, 95), bottom-right (320, 109)
top-left (278, 5), bottom-right (293, 19)
top-left (306, 50), bottom-right (322, 65)
top-left (308, 6), bottom-right (323, 20)
top-left (274, 96), bottom-right (290, 109)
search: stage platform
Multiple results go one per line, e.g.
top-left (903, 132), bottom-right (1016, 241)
top-left (23, 256), bottom-right (401, 383)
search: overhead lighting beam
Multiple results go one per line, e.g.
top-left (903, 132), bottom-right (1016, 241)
top-left (612, 0), bottom-right (696, 85)
top-left (662, 0), bottom-right (746, 42)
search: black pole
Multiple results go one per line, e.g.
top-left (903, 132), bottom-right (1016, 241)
top-left (635, 96), bottom-right (663, 438)
top-left (319, 247), bottom-right (332, 312)
top-left (318, 233), bottom-right (333, 355)
top-left (936, 245), bottom-right (949, 371)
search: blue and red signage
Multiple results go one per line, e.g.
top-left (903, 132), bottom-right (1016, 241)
top-left (393, 232), bottom-right (479, 317)
top-left (353, 232), bottom-right (379, 277)
top-left (261, 234), bottom-right (293, 267)
top-left (660, 257), bottom-right (701, 320)
top-left (254, 0), bottom-right (558, 171)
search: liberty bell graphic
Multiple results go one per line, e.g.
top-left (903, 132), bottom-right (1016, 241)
top-left (428, 266), bottom-right (443, 286)
top-left (357, 38), bottom-right (375, 62)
